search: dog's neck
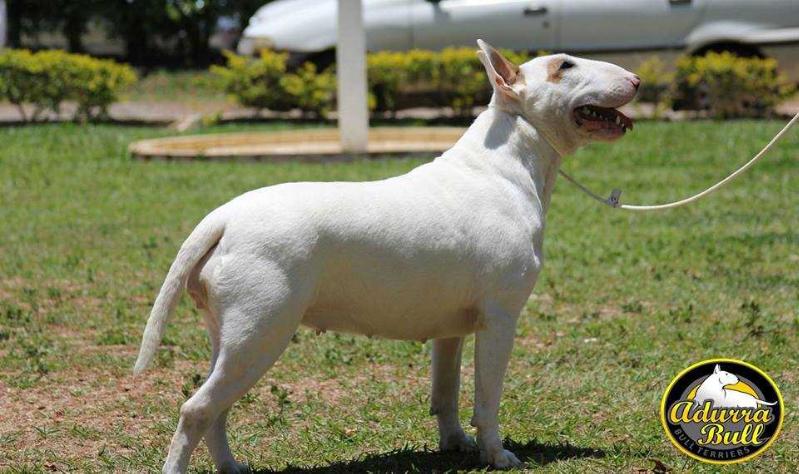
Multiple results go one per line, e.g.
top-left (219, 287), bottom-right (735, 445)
top-left (451, 107), bottom-right (563, 214)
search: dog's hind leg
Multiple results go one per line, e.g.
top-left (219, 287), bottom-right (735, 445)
top-left (431, 337), bottom-right (477, 452)
top-left (186, 257), bottom-right (248, 473)
top-left (163, 265), bottom-right (310, 474)
top-left (201, 312), bottom-right (247, 473)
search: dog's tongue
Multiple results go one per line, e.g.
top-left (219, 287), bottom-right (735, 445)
top-left (582, 118), bottom-right (623, 133)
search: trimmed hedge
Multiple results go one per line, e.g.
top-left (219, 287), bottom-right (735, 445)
top-left (634, 57), bottom-right (672, 105)
top-left (211, 50), bottom-right (335, 118)
top-left (214, 49), bottom-right (794, 119)
top-left (368, 48), bottom-right (532, 116)
top-left (672, 52), bottom-right (794, 118)
top-left (210, 50), bottom-right (293, 112)
top-left (213, 48), bottom-right (534, 118)
top-left (638, 52), bottom-right (795, 118)
top-left (0, 49), bottom-right (137, 122)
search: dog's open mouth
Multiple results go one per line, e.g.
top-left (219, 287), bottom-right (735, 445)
top-left (573, 104), bottom-right (633, 139)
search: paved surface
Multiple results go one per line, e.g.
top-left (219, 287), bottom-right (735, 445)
top-left (0, 101), bottom-right (235, 126)
top-left (777, 98), bottom-right (799, 117)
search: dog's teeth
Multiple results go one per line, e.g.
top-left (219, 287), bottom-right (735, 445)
top-left (615, 116), bottom-right (621, 125)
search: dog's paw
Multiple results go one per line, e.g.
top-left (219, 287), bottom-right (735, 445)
top-left (439, 430), bottom-right (478, 452)
top-left (480, 448), bottom-right (523, 470)
top-left (218, 460), bottom-right (250, 474)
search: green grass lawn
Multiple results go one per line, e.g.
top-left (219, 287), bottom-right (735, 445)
top-left (0, 120), bottom-right (797, 473)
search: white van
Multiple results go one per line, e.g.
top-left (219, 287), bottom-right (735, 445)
top-left (238, 0), bottom-right (799, 79)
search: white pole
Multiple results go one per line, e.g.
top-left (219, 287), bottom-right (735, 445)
top-left (336, 0), bottom-right (369, 153)
top-left (0, 0), bottom-right (7, 49)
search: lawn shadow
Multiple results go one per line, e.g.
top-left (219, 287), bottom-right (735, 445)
top-left (253, 438), bottom-right (605, 473)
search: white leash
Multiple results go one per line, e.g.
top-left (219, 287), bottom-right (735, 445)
top-left (559, 111), bottom-right (799, 211)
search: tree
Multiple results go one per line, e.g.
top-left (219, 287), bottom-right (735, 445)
top-left (6, 0), bottom-right (273, 66)
top-left (6, 0), bottom-right (102, 52)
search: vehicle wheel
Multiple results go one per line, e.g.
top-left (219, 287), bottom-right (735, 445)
top-left (290, 49), bottom-right (337, 70)
top-left (693, 42), bottom-right (763, 59)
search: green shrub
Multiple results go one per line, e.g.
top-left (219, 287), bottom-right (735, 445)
top-left (403, 49), bottom-right (440, 84)
top-left (671, 52), bottom-right (794, 118)
top-left (213, 50), bottom-right (336, 117)
top-left (439, 48), bottom-right (532, 116)
top-left (65, 54), bottom-right (137, 121)
top-left (214, 48), bottom-right (537, 118)
top-left (0, 49), bottom-right (136, 122)
top-left (0, 49), bottom-right (67, 121)
top-left (438, 47), bottom-right (486, 116)
top-left (367, 50), bottom-right (413, 114)
top-left (281, 63), bottom-right (336, 118)
top-left (635, 57), bottom-right (673, 104)
top-left (366, 47), bottom-right (532, 116)
top-left (211, 49), bottom-right (292, 111)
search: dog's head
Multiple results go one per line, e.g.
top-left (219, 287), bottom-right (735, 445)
top-left (477, 39), bottom-right (640, 154)
top-left (713, 364), bottom-right (740, 386)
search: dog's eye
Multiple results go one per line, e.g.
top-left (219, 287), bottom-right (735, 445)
top-left (559, 60), bottom-right (575, 71)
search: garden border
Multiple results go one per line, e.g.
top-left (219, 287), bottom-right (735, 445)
top-left (129, 127), bottom-right (466, 162)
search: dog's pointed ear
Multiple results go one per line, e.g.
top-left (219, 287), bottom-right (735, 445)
top-left (477, 39), bottom-right (520, 103)
top-left (714, 364), bottom-right (720, 374)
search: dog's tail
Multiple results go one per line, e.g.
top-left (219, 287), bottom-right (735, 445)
top-left (133, 211), bottom-right (225, 375)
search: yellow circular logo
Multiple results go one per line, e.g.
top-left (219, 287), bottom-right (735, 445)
top-left (660, 358), bottom-right (784, 464)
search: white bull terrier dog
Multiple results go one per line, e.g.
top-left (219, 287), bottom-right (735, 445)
top-left (134, 39), bottom-right (640, 473)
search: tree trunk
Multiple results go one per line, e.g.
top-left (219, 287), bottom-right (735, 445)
top-left (123, 22), bottom-right (148, 65)
top-left (63, 15), bottom-right (85, 53)
top-left (6, 0), bottom-right (19, 47)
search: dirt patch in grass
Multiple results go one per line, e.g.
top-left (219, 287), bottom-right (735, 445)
top-left (0, 353), bottom-right (437, 469)
top-left (0, 363), bottom-right (188, 467)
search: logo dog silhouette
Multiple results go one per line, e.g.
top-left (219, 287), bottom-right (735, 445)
top-left (693, 364), bottom-right (777, 409)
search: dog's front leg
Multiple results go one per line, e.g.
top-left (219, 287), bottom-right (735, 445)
top-left (471, 302), bottom-right (523, 469)
top-left (431, 337), bottom-right (478, 452)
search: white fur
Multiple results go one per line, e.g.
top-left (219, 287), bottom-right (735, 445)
top-left (134, 41), bottom-right (639, 473)
top-left (693, 364), bottom-right (777, 409)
